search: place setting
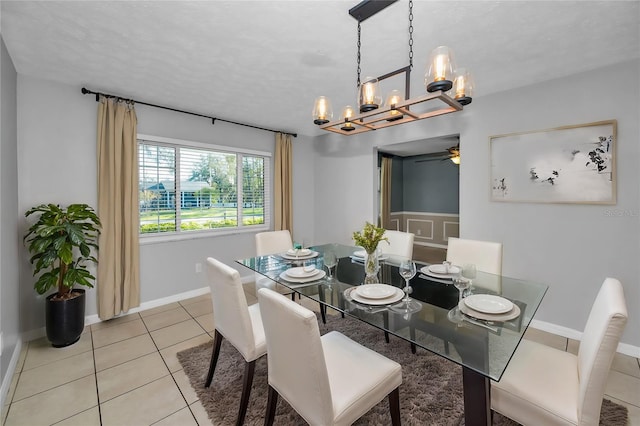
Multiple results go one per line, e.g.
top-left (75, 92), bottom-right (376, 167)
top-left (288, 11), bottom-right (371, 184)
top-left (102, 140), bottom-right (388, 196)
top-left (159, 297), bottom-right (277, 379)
top-left (448, 272), bottom-right (521, 331)
top-left (419, 261), bottom-right (462, 281)
top-left (345, 283), bottom-right (405, 306)
top-left (349, 249), bottom-right (389, 263)
top-left (279, 264), bottom-right (326, 284)
top-left (280, 247), bottom-right (319, 261)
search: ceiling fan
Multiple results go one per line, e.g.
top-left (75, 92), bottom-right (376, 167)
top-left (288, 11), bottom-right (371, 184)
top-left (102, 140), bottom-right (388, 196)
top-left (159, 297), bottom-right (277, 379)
top-left (415, 145), bottom-right (460, 164)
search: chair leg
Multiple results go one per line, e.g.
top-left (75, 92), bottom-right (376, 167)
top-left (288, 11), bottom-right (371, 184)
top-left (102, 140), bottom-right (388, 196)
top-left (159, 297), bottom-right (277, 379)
top-left (384, 312), bottom-right (390, 343)
top-left (388, 387), bottom-right (401, 426)
top-left (320, 303), bottom-right (327, 324)
top-left (205, 330), bottom-right (223, 387)
top-left (410, 325), bottom-right (416, 354)
top-left (290, 292), bottom-right (295, 301)
top-left (264, 385), bottom-right (279, 426)
top-left (236, 360), bottom-right (256, 426)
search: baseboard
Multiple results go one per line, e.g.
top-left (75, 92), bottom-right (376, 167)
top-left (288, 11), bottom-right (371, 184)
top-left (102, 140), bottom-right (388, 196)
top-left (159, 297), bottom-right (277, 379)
top-left (0, 340), bottom-right (23, 409)
top-left (22, 286), bottom-right (214, 343)
top-left (84, 286), bottom-right (213, 325)
top-left (530, 319), bottom-right (640, 358)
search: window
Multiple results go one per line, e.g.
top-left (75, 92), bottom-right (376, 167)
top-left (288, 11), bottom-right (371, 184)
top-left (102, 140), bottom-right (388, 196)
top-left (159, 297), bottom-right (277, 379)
top-left (138, 135), bottom-right (270, 236)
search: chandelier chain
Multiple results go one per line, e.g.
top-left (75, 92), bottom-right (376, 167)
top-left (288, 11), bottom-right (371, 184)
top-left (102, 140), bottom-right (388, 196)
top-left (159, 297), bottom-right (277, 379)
top-left (408, 0), bottom-right (414, 69)
top-left (357, 21), bottom-right (362, 87)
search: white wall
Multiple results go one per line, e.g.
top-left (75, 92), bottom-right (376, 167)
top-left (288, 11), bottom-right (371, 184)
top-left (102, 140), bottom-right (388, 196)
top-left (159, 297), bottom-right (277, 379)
top-left (17, 76), bottom-right (315, 330)
top-left (1, 36), bottom-right (20, 387)
top-left (312, 60), bottom-right (640, 349)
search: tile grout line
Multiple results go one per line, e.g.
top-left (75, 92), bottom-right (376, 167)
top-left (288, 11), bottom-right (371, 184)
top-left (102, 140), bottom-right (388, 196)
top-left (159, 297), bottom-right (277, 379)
top-left (172, 299), bottom-right (212, 425)
top-left (140, 307), bottom-right (203, 426)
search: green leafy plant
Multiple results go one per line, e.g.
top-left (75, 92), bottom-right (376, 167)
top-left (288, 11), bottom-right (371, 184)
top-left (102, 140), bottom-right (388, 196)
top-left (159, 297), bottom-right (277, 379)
top-left (352, 222), bottom-right (388, 254)
top-left (24, 204), bottom-right (101, 299)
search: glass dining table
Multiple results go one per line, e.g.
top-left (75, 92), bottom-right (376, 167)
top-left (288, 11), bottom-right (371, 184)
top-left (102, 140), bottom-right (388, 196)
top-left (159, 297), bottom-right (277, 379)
top-left (237, 243), bottom-right (548, 426)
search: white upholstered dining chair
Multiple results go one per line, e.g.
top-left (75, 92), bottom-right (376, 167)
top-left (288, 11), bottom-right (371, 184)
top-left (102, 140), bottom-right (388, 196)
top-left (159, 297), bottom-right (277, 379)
top-left (254, 229), bottom-right (296, 297)
top-left (255, 229), bottom-right (293, 256)
top-left (257, 287), bottom-right (403, 426)
top-left (379, 229), bottom-right (415, 259)
top-left (446, 236), bottom-right (503, 274)
top-left (205, 257), bottom-right (267, 426)
top-left (491, 278), bottom-right (628, 426)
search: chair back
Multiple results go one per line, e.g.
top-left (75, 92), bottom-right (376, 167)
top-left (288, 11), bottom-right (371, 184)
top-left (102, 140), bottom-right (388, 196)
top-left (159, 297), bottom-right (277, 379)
top-left (379, 230), bottom-right (414, 259)
top-left (577, 278), bottom-right (628, 425)
top-left (446, 237), bottom-right (503, 275)
top-left (206, 257), bottom-right (261, 361)
top-left (255, 230), bottom-right (293, 256)
top-left (257, 288), bottom-right (334, 425)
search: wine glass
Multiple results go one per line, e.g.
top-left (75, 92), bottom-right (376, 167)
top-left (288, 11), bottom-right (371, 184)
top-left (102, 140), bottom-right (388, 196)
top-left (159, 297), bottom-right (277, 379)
top-left (324, 250), bottom-right (337, 281)
top-left (453, 273), bottom-right (470, 303)
top-left (394, 259), bottom-right (421, 311)
top-left (462, 263), bottom-right (477, 293)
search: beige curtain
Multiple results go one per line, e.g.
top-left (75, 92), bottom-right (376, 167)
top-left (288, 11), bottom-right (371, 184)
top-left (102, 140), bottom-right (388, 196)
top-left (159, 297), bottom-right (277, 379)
top-left (274, 133), bottom-right (293, 231)
top-left (97, 96), bottom-right (140, 320)
top-left (380, 156), bottom-right (392, 229)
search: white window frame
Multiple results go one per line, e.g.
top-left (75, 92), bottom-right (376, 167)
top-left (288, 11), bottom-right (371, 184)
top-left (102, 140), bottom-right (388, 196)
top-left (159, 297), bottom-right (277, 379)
top-left (138, 134), bottom-right (271, 244)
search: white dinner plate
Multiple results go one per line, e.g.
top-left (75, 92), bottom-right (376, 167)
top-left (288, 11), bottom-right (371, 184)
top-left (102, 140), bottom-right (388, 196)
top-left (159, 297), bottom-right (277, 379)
top-left (458, 300), bottom-right (521, 322)
top-left (285, 266), bottom-right (320, 278)
top-left (279, 269), bottom-right (326, 283)
top-left (280, 250), bottom-right (319, 260)
top-left (428, 264), bottom-right (461, 275)
top-left (349, 287), bottom-right (404, 306)
top-left (419, 266), bottom-right (454, 280)
top-left (464, 294), bottom-right (513, 314)
top-left (355, 284), bottom-right (397, 299)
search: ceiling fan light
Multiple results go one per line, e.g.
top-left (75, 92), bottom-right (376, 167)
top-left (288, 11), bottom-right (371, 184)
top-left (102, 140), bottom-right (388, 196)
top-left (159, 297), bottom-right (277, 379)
top-left (452, 68), bottom-right (474, 105)
top-left (340, 105), bottom-right (356, 131)
top-left (384, 89), bottom-right (404, 121)
top-left (425, 46), bottom-right (456, 93)
top-left (358, 76), bottom-right (381, 112)
top-left (312, 96), bottom-right (333, 125)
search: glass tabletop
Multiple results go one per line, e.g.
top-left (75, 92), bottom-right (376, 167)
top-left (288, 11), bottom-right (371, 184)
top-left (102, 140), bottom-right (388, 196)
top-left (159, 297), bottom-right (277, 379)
top-left (236, 243), bottom-right (548, 381)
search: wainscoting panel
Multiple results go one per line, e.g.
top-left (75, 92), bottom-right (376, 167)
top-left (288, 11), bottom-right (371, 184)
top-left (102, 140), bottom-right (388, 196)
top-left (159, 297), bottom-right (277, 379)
top-left (389, 211), bottom-right (459, 249)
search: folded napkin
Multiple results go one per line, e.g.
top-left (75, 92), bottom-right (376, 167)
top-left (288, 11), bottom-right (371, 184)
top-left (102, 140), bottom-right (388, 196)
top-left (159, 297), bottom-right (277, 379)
top-left (428, 264), bottom-right (461, 275)
top-left (286, 248), bottom-right (311, 256)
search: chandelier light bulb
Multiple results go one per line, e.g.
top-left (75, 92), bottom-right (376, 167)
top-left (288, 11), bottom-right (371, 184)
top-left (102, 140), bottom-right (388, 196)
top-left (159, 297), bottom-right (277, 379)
top-left (425, 46), bottom-right (456, 93)
top-left (452, 68), bottom-right (474, 105)
top-left (358, 77), bottom-right (381, 112)
top-left (340, 105), bottom-right (356, 131)
top-left (385, 89), bottom-right (404, 121)
top-left (312, 96), bottom-right (333, 125)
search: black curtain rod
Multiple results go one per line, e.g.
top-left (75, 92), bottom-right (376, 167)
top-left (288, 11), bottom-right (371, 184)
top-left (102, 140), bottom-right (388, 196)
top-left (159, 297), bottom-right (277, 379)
top-left (80, 87), bottom-right (297, 138)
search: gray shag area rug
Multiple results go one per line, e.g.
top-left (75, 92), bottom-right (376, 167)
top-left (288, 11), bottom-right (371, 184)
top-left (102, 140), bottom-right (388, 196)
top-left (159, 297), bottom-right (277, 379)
top-left (177, 314), bottom-right (627, 425)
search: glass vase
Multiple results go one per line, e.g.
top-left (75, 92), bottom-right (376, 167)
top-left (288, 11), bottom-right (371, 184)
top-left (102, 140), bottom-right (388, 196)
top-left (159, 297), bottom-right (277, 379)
top-left (364, 250), bottom-right (380, 284)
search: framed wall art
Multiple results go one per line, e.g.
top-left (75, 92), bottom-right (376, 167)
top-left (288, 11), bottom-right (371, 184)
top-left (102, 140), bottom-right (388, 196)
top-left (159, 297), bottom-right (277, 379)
top-left (490, 120), bottom-right (616, 204)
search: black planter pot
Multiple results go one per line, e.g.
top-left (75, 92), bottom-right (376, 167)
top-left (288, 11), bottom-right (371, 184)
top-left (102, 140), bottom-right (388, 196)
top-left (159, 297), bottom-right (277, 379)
top-left (45, 289), bottom-right (86, 348)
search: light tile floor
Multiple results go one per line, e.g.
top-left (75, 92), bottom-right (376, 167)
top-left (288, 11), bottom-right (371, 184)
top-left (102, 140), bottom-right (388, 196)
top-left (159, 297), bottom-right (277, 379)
top-left (3, 289), bottom-right (639, 425)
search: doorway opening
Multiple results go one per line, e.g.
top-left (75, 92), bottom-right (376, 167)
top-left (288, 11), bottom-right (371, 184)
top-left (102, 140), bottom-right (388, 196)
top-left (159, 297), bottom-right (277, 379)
top-left (377, 135), bottom-right (460, 264)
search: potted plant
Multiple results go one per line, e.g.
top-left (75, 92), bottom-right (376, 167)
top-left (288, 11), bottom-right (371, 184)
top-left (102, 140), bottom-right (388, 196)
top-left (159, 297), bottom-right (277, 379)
top-left (352, 222), bottom-right (388, 283)
top-left (24, 203), bottom-right (101, 347)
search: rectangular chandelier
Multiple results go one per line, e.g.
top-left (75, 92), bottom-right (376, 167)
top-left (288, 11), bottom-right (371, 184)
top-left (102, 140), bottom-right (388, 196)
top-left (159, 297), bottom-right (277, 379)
top-left (312, 0), bottom-right (472, 136)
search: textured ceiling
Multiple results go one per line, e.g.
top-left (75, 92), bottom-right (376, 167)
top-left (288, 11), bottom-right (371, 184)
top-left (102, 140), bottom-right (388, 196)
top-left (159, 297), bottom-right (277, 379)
top-left (2, 1), bottom-right (639, 138)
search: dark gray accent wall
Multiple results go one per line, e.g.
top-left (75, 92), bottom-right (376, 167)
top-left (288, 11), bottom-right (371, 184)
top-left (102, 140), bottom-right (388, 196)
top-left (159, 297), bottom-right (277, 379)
top-left (1, 36), bottom-right (20, 383)
top-left (402, 154), bottom-right (459, 214)
top-left (388, 153), bottom-right (459, 215)
top-left (390, 156), bottom-right (403, 212)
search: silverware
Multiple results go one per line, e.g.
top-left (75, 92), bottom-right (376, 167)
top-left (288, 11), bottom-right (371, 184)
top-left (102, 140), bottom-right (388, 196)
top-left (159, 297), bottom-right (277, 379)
top-left (462, 315), bottom-right (499, 332)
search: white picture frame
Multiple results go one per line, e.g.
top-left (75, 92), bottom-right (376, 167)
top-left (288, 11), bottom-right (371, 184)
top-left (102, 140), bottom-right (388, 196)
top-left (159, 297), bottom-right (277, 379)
top-left (490, 120), bottom-right (617, 204)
